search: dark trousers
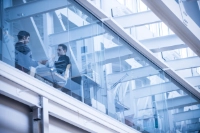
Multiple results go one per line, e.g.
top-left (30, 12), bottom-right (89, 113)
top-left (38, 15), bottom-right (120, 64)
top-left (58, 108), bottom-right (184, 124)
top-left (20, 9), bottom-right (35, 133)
top-left (15, 63), bottom-right (30, 74)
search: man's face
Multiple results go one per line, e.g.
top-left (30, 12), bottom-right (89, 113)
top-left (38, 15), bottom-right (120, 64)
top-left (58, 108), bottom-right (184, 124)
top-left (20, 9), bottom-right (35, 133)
top-left (23, 36), bottom-right (30, 44)
top-left (57, 46), bottom-right (66, 56)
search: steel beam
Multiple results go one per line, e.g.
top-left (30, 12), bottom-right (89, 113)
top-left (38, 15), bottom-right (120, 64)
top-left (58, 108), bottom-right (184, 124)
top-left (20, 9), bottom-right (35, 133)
top-left (166, 56), bottom-right (200, 70)
top-left (49, 23), bottom-right (105, 45)
top-left (102, 35), bottom-right (187, 64)
top-left (5, 0), bottom-right (70, 21)
top-left (131, 76), bottom-right (200, 99)
top-left (50, 23), bottom-right (185, 53)
top-left (108, 68), bottom-right (200, 90)
top-left (104, 46), bottom-right (136, 62)
top-left (173, 109), bottom-right (200, 122)
top-left (186, 76), bottom-right (200, 87)
top-left (114, 11), bottom-right (161, 28)
top-left (156, 96), bottom-right (198, 110)
top-left (132, 82), bottom-right (179, 99)
top-left (142, 0), bottom-right (200, 57)
top-left (107, 66), bottom-right (160, 85)
top-left (140, 34), bottom-right (187, 53)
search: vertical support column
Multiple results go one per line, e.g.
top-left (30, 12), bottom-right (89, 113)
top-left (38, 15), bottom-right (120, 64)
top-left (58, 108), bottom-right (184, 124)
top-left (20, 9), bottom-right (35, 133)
top-left (31, 98), bottom-right (49, 133)
top-left (43, 12), bottom-right (54, 66)
top-left (32, 107), bottom-right (42, 133)
top-left (132, 0), bottom-right (138, 13)
top-left (81, 79), bottom-right (85, 103)
top-left (41, 97), bottom-right (49, 133)
top-left (32, 97), bottom-right (49, 133)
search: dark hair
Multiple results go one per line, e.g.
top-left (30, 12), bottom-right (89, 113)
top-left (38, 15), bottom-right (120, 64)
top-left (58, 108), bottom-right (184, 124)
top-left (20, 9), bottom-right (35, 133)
top-left (17, 31), bottom-right (30, 40)
top-left (58, 44), bottom-right (67, 52)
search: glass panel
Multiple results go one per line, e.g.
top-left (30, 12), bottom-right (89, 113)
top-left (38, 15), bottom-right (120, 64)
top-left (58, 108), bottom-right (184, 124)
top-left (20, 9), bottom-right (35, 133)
top-left (1, 0), bottom-right (200, 133)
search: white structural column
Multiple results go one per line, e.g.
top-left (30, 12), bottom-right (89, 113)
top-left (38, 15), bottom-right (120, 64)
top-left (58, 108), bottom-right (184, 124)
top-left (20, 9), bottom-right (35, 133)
top-left (43, 12), bottom-right (54, 66)
top-left (41, 97), bottom-right (49, 133)
top-left (114, 11), bottom-right (161, 28)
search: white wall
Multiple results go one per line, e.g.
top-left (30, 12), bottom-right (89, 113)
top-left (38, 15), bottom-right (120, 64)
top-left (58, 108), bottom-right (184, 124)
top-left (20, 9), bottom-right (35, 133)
top-left (49, 116), bottom-right (89, 133)
top-left (0, 94), bottom-right (32, 133)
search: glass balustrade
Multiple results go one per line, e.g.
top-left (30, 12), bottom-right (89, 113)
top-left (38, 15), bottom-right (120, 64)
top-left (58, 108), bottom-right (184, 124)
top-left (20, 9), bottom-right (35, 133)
top-left (1, 0), bottom-right (200, 132)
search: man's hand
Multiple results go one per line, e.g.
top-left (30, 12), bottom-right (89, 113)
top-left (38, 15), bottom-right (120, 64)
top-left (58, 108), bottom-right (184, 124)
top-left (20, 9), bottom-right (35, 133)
top-left (40, 60), bottom-right (48, 65)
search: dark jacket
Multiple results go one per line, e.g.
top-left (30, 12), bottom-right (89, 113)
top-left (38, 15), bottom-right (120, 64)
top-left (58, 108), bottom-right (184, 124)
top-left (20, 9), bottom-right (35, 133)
top-left (15, 42), bottom-right (37, 73)
top-left (55, 55), bottom-right (71, 74)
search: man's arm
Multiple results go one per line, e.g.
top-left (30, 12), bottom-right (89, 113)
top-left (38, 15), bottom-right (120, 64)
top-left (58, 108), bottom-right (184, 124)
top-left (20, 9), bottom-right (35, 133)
top-left (64, 64), bottom-right (71, 79)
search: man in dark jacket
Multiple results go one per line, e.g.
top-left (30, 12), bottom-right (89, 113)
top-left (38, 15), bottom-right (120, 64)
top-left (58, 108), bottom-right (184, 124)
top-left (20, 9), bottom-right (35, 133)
top-left (52, 44), bottom-right (71, 89)
top-left (15, 31), bottom-right (46, 74)
top-left (55, 44), bottom-right (71, 79)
